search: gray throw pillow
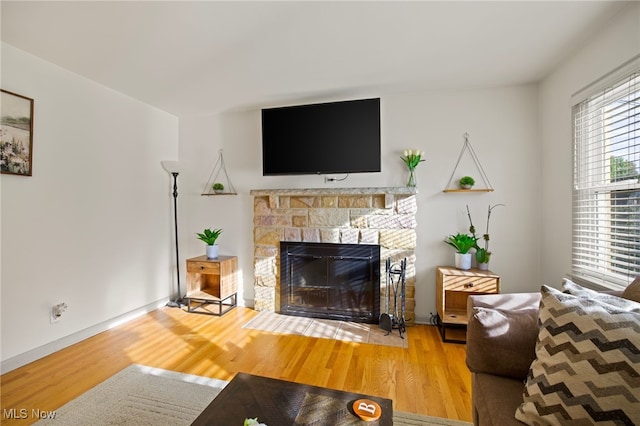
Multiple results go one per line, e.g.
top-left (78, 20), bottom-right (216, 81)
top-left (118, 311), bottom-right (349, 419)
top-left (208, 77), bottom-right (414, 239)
top-left (563, 278), bottom-right (640, 311)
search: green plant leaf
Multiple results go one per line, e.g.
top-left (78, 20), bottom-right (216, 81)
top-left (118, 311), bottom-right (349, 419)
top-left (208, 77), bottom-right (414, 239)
top-left (475, 247), bottom-right (491, 263)
top-left (444, 233), bottom-right (478, 254)
top-left (459, 176), bottom-right (475, 186)
top-left (196, 227), bottom-right (223, 245)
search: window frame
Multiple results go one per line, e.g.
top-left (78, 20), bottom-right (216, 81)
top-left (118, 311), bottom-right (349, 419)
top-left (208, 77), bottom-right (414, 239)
top-left (571, 64), bottom-right (640, 290)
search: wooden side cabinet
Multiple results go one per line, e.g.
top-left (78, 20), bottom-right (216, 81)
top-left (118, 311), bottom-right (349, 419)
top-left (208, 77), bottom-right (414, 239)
top-left (185, 255), bottom-right (238, 316)
top-left (436, 266), bottom-right (500, 343)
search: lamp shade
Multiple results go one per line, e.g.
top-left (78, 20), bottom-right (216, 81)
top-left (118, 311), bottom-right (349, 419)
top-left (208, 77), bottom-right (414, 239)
top-left (161, 160), bottom-right (181, 174)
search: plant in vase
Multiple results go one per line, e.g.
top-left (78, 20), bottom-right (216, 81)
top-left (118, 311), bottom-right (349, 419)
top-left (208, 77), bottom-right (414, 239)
top-left (400, 149), bottom-right (425, 188)
top-left (212, 182), bottom-right (224, 194)
top-left (475, 247), bottom-right (491, 270)
top-left (459, 175), bottom-right (475, 189)
top-left (444, 233), bottom-right (478, 270)
top-left (466, 204), bottom-right (505, 270)
top-left (196, 227), bottom-right (223, 259)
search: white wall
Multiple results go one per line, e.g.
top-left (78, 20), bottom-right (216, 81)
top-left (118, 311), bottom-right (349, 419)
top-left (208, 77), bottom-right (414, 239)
top-left (179, 84), bottom-right (541, 322)
top-left (539, 2), bottom-right (640, 288)
top-left (0, 44), bottom-right (179, 370)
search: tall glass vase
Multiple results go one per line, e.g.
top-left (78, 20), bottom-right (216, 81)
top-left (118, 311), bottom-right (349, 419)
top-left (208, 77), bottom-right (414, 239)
top-left (407, 168), bottom-right (416, 188)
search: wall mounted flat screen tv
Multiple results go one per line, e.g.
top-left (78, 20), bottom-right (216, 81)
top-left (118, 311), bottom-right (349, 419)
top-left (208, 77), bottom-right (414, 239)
top-left (262, 98), bottom-right (381, 176)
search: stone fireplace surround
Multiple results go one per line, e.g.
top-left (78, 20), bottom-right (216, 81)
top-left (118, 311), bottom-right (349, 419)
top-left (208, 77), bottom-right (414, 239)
top-left (250, 187), bottom-right (418, 326)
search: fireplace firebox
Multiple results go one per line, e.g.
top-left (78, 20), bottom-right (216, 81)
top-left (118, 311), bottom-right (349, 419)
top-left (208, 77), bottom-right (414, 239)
top-left (280, 242), bottom-right (380, 323)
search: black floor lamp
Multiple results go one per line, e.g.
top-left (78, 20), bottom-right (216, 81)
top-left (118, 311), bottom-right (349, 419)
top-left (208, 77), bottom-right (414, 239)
top-left (162, 161), bottom-right (183, 308)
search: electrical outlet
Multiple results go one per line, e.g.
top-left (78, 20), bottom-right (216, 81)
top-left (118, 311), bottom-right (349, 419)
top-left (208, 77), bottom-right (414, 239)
top-left (50, 303), bottom-right (68, 324)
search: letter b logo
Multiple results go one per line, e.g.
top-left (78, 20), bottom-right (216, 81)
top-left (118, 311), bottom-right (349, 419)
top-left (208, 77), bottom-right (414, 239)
top-left (353, 399), bottom-right (381, 421)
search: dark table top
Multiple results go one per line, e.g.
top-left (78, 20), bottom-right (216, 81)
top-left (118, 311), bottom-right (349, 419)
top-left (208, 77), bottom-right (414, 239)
top-left (191, 372), bottom-right (393, 426)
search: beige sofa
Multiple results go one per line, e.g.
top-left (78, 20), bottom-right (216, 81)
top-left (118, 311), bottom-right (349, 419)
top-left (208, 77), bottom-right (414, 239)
top-left (465, 290), bottom-right (625, 426)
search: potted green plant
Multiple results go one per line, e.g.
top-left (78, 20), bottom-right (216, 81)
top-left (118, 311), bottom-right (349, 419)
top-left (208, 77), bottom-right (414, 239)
top-left (444, 233), bottom-right (478, 270)
top-left (459, 176), bottom-right (475, 189)
top-left (196, 228), bottom-right (223, 259)
top-left (475, 247), bottom-right (491, 270)
top-left (212, 182), bottom-right (224, 194)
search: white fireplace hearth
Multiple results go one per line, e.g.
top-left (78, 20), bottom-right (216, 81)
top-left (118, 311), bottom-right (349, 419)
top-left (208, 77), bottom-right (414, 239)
top-left (250, 187), bottom-right (418, 326)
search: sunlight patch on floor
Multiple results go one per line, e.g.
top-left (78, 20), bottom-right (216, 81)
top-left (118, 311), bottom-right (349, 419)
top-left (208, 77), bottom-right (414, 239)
top-left (242, 310), bottom-right (408, 348)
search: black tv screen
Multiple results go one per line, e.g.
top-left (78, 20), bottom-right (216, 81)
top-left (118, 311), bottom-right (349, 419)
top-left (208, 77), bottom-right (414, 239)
top-left (262, 98), bottom-right (381, 176)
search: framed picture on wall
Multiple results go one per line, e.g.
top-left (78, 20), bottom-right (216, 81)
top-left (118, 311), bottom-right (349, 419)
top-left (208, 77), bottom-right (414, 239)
top-left (1, 89), bottom-right (34, 176)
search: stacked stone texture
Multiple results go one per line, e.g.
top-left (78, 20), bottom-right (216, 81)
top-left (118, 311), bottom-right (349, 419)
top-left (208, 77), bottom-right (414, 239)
top-left (252, 189), bottom-right (417, 325)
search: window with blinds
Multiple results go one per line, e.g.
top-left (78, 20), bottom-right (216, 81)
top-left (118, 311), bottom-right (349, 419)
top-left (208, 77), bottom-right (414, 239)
top-left (572, 71), bottom-right (640, 288)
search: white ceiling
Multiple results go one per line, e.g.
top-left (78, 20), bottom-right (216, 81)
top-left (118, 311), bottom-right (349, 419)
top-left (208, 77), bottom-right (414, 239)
top-left (1, 1), bottom-right (626, 117)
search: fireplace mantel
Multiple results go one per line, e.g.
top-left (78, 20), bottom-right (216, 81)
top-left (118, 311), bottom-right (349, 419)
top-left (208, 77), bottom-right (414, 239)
top-left (250, 187), bottom-right (417, 196)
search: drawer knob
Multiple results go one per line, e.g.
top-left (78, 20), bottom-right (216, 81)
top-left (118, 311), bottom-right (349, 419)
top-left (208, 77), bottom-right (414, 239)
top-left (200, 266), bottom-right (204, 270)
top-left (465, 283), bottom-right (474, 288)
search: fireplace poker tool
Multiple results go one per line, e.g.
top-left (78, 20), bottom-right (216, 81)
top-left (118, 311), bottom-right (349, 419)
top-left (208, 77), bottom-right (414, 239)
top-left (381, 258), bottom-right (407, 338)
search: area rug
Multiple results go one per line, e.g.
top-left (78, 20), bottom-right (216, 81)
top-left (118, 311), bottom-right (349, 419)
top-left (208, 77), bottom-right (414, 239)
top-left (37, 364), bottom-right (471, 425)
top-left (242, 310), bottom-right (408, 348)
top-left (36, 364), bottom-right (227, 425)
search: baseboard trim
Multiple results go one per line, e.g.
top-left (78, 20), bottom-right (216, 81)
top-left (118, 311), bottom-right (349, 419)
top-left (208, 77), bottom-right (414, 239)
top-left (1, 298), bottom-right (168, 374)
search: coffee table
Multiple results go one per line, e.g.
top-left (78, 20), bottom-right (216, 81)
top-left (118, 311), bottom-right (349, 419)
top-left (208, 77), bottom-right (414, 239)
top-left (191, 372), bottom-right (393, 425)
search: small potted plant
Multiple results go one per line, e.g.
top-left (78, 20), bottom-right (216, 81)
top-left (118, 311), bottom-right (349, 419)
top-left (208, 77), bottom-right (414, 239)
top-left (444, 233), bottom-right (478, 270)
top-left (475, 247), bottom-right (491, 270)
top-left (212, 182), bottom-right (224, 194)
top-left (459, 176), bottom-right (475, 189)
top-left (196, 228), bottom-right (223, 259)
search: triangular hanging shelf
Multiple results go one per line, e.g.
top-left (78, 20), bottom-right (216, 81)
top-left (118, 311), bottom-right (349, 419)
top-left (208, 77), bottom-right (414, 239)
top-left (201, 149), bottom-right (238, 196)
top-left (443, 133), bottom-right (494, 192)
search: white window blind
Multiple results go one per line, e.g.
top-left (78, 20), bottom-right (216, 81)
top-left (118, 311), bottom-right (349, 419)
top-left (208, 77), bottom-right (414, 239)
top-left (572, 71), bottom-right (640, 288)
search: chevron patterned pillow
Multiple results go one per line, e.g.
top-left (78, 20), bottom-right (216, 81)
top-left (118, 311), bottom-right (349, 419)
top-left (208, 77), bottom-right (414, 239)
top-left (515, 285), bottom-right (640, 425)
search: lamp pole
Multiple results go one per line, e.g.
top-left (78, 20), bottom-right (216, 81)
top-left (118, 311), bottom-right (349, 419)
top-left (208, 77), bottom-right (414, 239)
top-left (167, 171), bottom-right (183, 308)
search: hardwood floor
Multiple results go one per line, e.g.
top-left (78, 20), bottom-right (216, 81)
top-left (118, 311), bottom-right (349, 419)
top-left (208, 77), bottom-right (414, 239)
top-left (0, 307), bottom-right (472, 425)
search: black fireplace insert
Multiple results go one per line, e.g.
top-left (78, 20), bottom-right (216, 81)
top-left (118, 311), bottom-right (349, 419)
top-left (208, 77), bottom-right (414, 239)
top-left (280, 241), bottom-right (380, 323)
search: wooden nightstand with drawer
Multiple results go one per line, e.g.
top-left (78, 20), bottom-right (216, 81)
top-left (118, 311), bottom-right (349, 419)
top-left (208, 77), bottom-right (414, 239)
top-left (185, 255), bottom-right (238, 316)
top-left (436, 266), bottom-right (500, 343)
